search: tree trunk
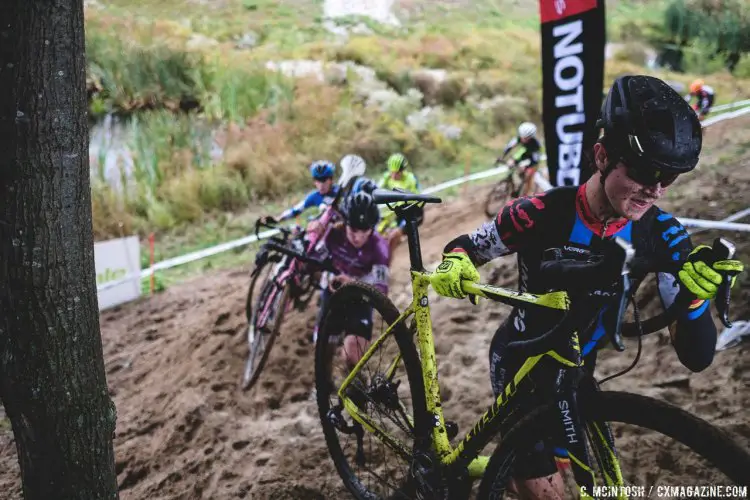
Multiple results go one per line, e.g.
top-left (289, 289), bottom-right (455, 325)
top-left (0, 1), bottom-right (119, 499)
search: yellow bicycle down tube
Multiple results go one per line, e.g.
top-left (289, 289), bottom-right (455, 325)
top-left (411, 270), bottom-right (454, 458)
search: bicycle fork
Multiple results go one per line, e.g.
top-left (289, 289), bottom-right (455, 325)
top-left (554, 373), bottom-right (625, 499)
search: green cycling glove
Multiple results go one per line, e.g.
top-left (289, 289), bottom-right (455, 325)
top-left (678, 245), bottom-right (744, 300)
top-left (431, 252), bottom-right (480, 299)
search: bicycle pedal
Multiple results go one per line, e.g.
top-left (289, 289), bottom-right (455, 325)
top-left (445, 421), bottom-right (459, 440)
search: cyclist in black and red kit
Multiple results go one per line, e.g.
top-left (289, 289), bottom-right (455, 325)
top-left (431, 75), bottom-right (744, 499)
top-left (686, 79), bottom-right (715, 120)
top-left (498, 122), bottom-right (544, 197)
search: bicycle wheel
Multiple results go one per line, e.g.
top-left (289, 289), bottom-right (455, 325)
top-left (484, 176), bottom-right (514, 219)
top-left (241, 261), bottom-right (290, 390)
top-left (315, 282), bottom-right (429, 500)
top-left (477, 391), bottom-right (750, 499)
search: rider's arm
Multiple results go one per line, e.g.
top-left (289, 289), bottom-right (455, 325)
top-left (278, 191), bottom-right (319, 221)
top-left (443, 194), bottom-right (549, 266)
top-left (653, 212), bottom-right (717, 372)
top-left (501, 136), bottom-right (519, 159)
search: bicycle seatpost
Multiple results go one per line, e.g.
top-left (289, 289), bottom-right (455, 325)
top-left (610, 237), bottom-right (636, 352)
top-left (713, 237), bottom-right (736, 328)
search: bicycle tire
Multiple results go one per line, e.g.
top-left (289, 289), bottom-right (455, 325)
top-left (244, 262), bottom-right (266, 325)
top-left (477, 391), bottom-right (750, 498)
top-left (484, 178), bottom-right (513, 219)
top-left (241, 266), bottom-right (290, 391)
top-left (315, 282), bottom-right (430, 500)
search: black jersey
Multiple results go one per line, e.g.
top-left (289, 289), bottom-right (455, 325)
top-left (446, 185), bottom-right (716, 371)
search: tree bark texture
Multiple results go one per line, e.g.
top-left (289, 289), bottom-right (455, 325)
top-left (0, 1), bottom-right (119, 498)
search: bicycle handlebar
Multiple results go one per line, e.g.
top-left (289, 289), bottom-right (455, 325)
top-left (254, 218), bottom-right (295, 242)
top-left (262, 240), bottom-right (338, 274)
top-left (457, 237), bottom-right (737, 357)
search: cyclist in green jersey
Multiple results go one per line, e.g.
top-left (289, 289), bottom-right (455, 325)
top-left (378, 153), bottom-right (423, 263)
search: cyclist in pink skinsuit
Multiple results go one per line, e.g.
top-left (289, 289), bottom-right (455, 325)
top-left (312, 192), bottom-right (389, 369)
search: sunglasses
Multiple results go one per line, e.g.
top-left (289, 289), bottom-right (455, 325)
top-left (622, 161), bottom-right (679, 187)
top-left (621, 134), bottom-right (679, 187)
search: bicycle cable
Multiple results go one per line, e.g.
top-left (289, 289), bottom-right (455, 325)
top-left (599, 279), bottom-right (644, 385)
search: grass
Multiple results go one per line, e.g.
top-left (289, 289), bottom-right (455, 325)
top-left (85, 0), bottom-right (750, 288)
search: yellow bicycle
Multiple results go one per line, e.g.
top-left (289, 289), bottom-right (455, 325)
top-left (314, 189), bottom-right (750, 499)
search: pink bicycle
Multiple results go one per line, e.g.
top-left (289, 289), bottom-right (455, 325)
top-left (241, 196), bottom-right (343, 390)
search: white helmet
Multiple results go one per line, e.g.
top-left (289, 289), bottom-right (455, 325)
top-left (338, 154), bottom-right (367, 187)
top-left (518, 122), bottom-right (537, 139)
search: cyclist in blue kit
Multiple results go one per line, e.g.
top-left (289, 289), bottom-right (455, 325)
top-left (430, 75), bottom-right (744, 499)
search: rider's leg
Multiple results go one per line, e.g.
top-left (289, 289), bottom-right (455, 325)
top-left (340, 303), bottom-right (374, 408)
top-left (340, 301), bottom-right (374, 370)
top-left (489, 321), bottom-right (566, 499)
top-left (342, 335), bottom-right (370, 370)
top-left (511, 475), bottom-right (565, 500)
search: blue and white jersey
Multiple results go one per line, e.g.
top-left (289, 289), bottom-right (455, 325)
top-left (280, 185), bottom-right (340, 221)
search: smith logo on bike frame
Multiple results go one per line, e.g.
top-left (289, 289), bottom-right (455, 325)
top-left (540, 0), bottom-right (605, 187)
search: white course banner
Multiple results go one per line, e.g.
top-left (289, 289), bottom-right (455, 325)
top-left (95, 236), bottom-right (141, 310)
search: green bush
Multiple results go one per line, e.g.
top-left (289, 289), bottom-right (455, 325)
top-left (86, 31), bottom-right (201, 113)
top-left (681, 42), bottom-right (729, 74)
top-left (199, 62), bottom-right (294, 123)
top-left (733, 54), bottom-right (750, 78)
top-left (662, 0), bottom-right (750, 69)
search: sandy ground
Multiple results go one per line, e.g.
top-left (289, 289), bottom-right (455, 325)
top-left (2, 118), bottom-right (750, 499)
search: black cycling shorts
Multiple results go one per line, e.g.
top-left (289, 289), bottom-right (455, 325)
top-left (317, 288), bottom-right (374, 341)
top-left (489, 320), bottom-right (558, 480)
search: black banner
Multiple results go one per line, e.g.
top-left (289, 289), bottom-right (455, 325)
top-left (540, 0), bottom-right (606, 187)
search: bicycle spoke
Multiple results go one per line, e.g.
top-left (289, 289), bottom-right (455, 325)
top-left (316, 287), bottom-right (418, 499)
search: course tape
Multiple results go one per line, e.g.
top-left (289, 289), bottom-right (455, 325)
top-left (689, 208), bottom-right (750, 236)
top-left (97, 103), bottom-right (750, 292)
top-left (711, 98), bottom-right (750, 113)
top-left (702, 103), bottom-right (750, 127)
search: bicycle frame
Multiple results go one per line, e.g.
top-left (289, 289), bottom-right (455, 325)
top-left (335, 207), bottom-right (627, 495)
top-left (255, 203), bottom-right (341, 327)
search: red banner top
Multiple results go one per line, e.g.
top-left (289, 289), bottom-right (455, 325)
top-left (540, 0), bottom-right (598, 23)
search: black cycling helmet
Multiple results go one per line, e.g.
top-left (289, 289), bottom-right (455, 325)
top-left (354, 177), bottom-right (378, 195)
top-left (346, 192), bottom-right (380, 230)
top-left (597, 75), bottom-right (702, 175)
